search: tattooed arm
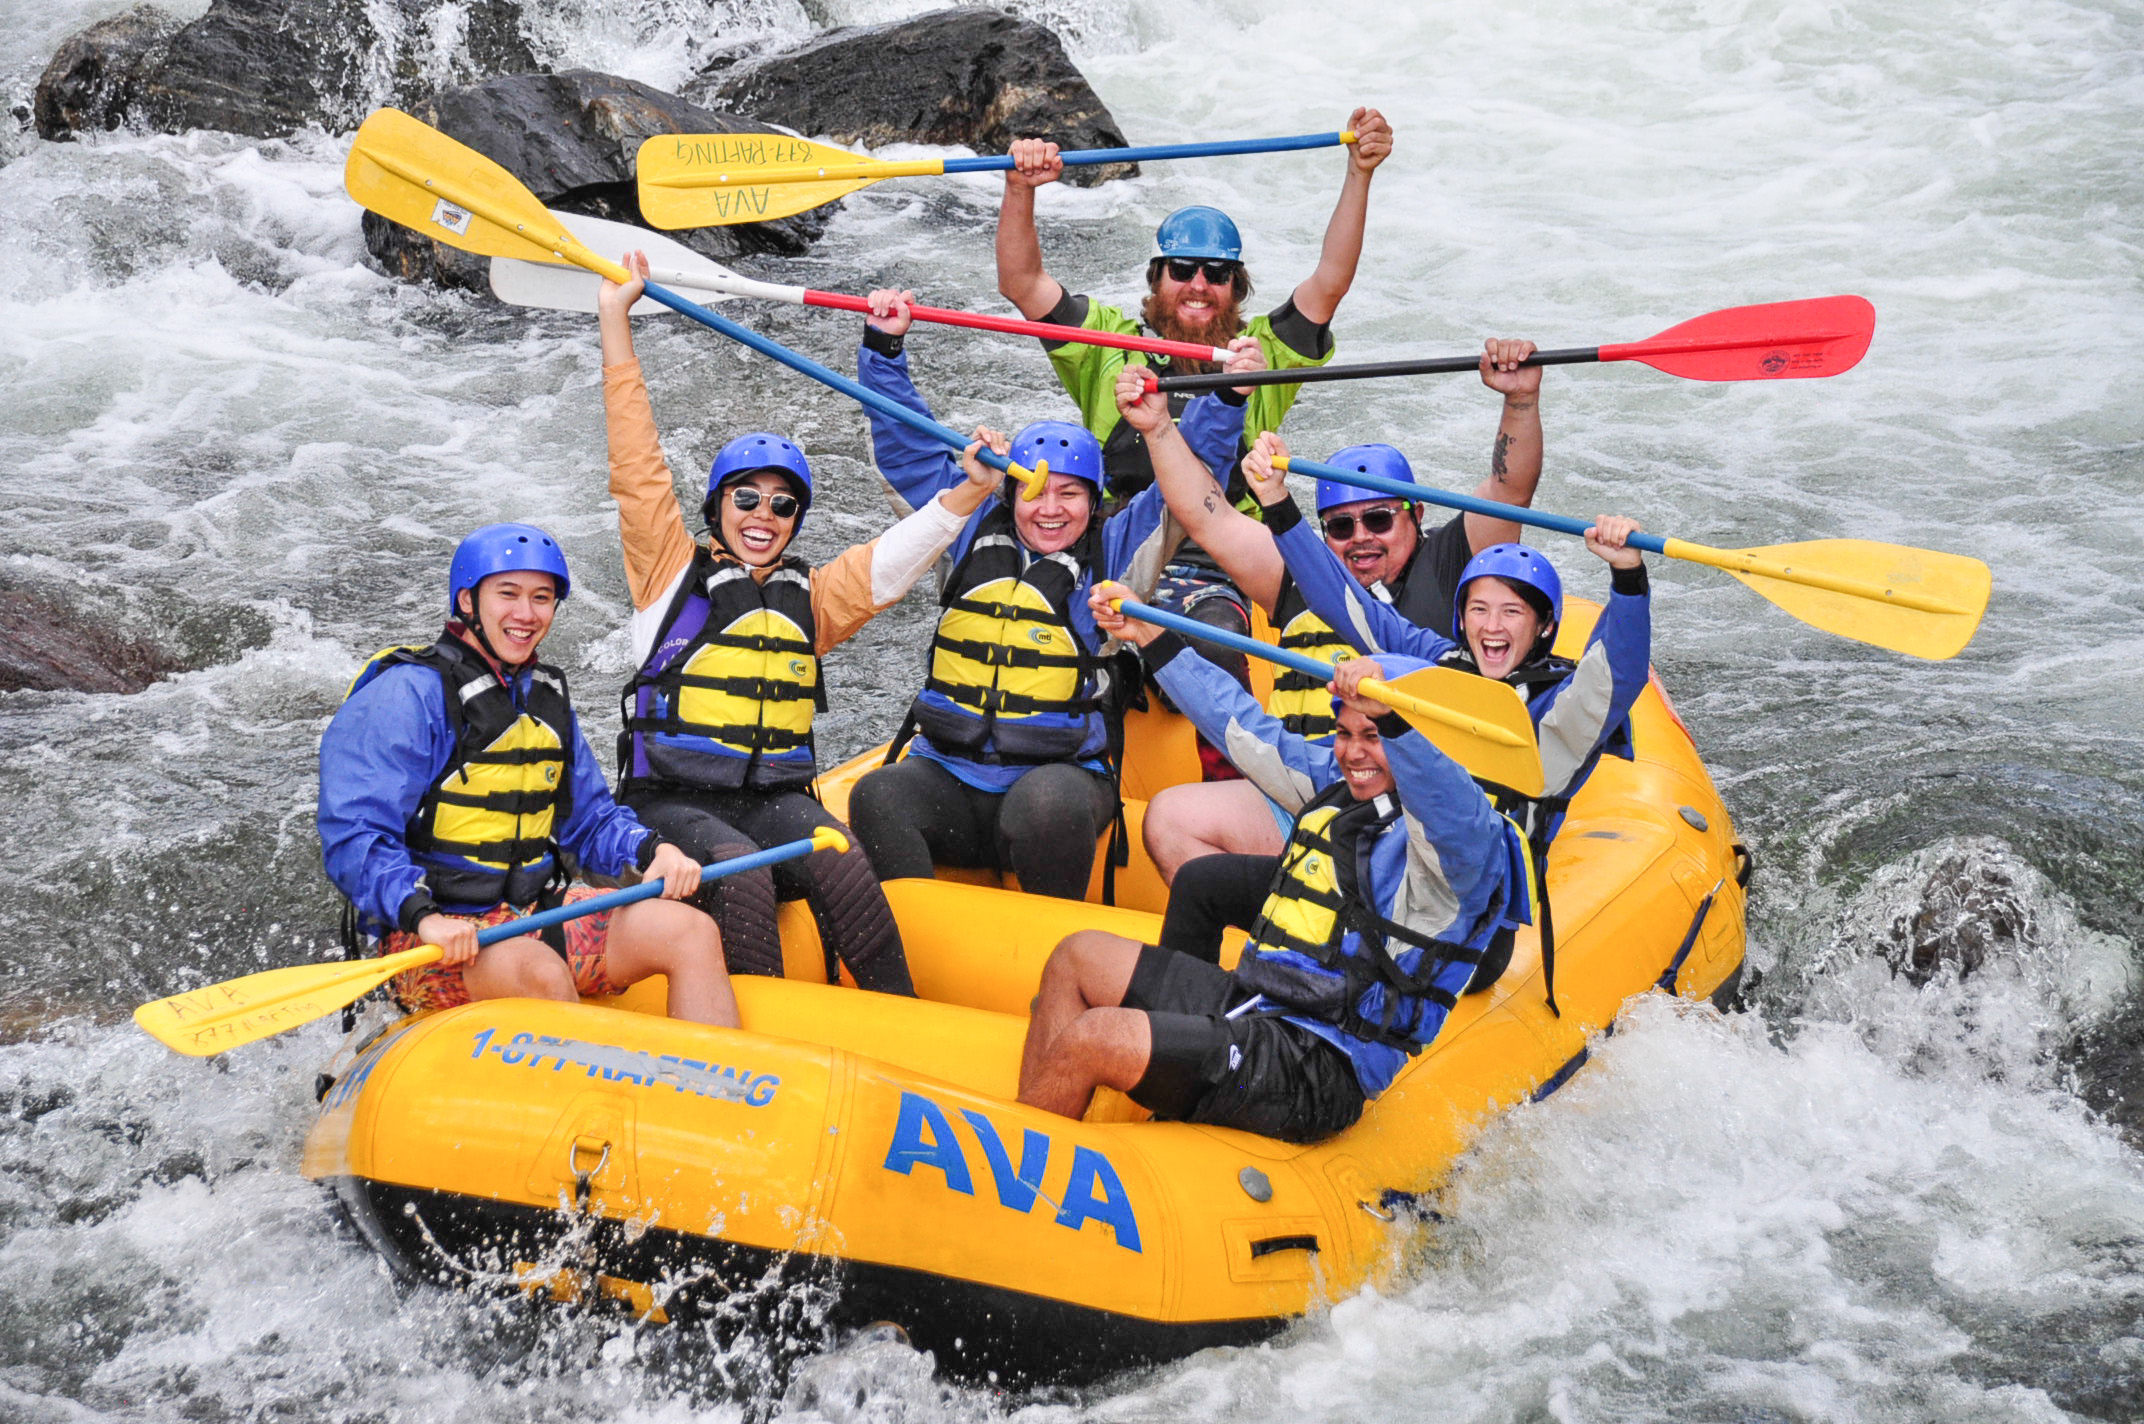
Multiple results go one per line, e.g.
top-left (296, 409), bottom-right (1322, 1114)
top-left (1465, 337), bottom-right (1544, 553)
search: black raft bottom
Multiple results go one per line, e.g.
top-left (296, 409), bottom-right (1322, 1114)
top-left (329, 1176), bottom-right (1288, 1388)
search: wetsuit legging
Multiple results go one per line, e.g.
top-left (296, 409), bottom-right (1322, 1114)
top-left (624, 786), bottom-right (912, 994)
top-left (1158, 852), bottom-right (1281, 963)
top-left (849, 758), bottom-right (1117, 901)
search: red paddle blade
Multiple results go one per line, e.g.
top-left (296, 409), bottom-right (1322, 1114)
top-left (1599, 295), bottom-right (1875, 381)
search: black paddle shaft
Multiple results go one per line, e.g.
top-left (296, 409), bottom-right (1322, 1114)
top-left (1152, 345), bottom-right (1602, 393)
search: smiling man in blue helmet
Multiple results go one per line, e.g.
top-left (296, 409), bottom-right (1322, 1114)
top-left (594, 252), bottom-right (1006, 995)
top-left (1014, 620), bottom-right (1529, 1142)
top-left (849, 298), bottom-right (1185, 901)
top-left (318, 524), bottom-right (734, 1024)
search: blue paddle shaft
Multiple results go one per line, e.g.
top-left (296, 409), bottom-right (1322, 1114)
top-left (639, 281), bottom-right (1016, 476)
top-left (473, 833), bottom-right (826, 947)
top-left (941, 131), bottom-right (1349, 173)
top-left (1287, 456), bottom-right (1672, 555)
top-left (1117, 598), bottom-right (1337, 681)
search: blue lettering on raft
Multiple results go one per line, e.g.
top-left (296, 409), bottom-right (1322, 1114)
top-left (468, 1028), bottom-right (779, 1107)
top-left (882, 1090), bottom-right (1141, 1252)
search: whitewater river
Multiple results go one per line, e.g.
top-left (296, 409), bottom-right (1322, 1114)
top-left (2, 0), bottom-right (2140, 1418)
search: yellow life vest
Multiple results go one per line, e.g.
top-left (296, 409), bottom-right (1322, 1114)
top-left (1235, 783), bottom-right (1538, 1051)
top-left (1265, 576), bottom-right (1355, 740)
top-left (349, 639), bottom-right (574, 911)
top-left (902, 514), bottom-right (1114, 766)
top-left (622, 552), bottom-right (823, 793)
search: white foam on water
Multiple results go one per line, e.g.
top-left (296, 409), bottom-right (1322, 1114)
top-left (0, 0), bottom-right (2139, 1417)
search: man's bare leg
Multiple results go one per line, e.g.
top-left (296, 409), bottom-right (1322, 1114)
top-left (1144, 780), bottom-right (1288, 883)
top-left (1018, 1006), bottom-right (1153, 1120)
top-left (1019, 930), bottom-right (1143, 1097)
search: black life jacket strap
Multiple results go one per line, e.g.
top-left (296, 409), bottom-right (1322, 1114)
top-left (928, 635), bottom-right (1094, 673)
top-left (922, 676), bottom-right (1106, 719)
top-left (428, 787), bottom-right (555, 815)
top-left (696, 628), bottom-right (815, 657)
top-left (943, 594), bottom-right (1075, 627)
top-left (654, 670), bottom-right (821, 702)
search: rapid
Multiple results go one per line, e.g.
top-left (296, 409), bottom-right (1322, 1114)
top-left (2, 0), bottom-right (2141, 1418)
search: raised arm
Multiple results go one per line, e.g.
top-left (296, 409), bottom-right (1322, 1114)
top-left (1466, 337), bottom-right (1544, 552)
top-left (856, 292), bottom-right (970, 512)
top-left (996, 139), bottom-right (1069, 321)
top-left (1288, 107), bottom-right (1393, 326)
top-left (808, 427), bottom-right (1007, 653)
top-left (1113, 365), bottom-right (1284, 610)
top-left (1534, 517), bottom-right (1653, 796)
top-left (598, 251), bottom-right (697, 611)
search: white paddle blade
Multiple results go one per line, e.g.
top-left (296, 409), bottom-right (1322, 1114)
top-left (488, 208), bottom-right (749, 315)
top-left (489, 256), bottom-right (668, 314)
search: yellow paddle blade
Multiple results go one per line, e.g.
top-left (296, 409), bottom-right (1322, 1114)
top-left (346, 109), bottom-right (618, 275)
top-left (1665, 537), bottom-right (1992, 660)
top-left (636, 131), bottom-right (905, 228)
top-left (1371, 666), bottom-right (1545, 797)
top-left (133, 946), bottom-right (441, 1057)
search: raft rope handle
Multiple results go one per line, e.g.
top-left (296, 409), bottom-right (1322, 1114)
top-left (570, 1136), bottom-right (612, 1212)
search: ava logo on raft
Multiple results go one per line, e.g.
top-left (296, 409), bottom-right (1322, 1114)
top-left (881, 1090), bottom-right (1141, 1252)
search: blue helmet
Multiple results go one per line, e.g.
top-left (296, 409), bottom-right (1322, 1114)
top-left (1010, 420), bottom-right (1104, 494)
top-left (446, 523), bottom-right (570, 618)
top-left (1453, 543), bottom-right (1563, 637)
top-left (1316, 443), bottom-right (1417, 514)
top-left (1155, 205), bottom-right (1242, 261)
top-left (706, 431), bottom-right (814, 520)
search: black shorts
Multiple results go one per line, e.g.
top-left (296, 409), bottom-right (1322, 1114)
top-left (1122, 945), bottom-right (1364, 1144)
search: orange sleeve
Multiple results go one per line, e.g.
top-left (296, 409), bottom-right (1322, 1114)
top-left (604, 360), bottom-right (698, 611)
top-left (809, 539), bottom-right (887, 654)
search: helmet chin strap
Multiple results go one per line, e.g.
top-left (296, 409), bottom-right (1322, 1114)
top-left (457, 592), bottom-right (528, 674)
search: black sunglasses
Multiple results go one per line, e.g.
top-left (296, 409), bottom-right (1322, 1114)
top-left (728, 487), bottom-right (799, 518)
top-left (1321, 505), bottom-right (1411, 541)
top-left (1164, 258), bottom-right (1240, 285)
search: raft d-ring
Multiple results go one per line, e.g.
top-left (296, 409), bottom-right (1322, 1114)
top-left (569, 1135), bottom-right (611, 1211)
top-left (1357, 1198), bottom-right (1397, 1223)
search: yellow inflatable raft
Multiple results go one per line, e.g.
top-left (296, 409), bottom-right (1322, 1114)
top-left (303, 601), bottom-right (1746, 1383)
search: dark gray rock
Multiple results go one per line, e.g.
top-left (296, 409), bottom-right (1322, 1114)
top-left (34, 0), bottom-right (539, 141)
top-left (0, 589), bottom-right (183, 695)
top-left (363, 69), bottom-right (837, 291)
top-left (1879, 838), bottom-right (2033, 984)
top-left (30, 3), bottom-right (186, 140)
top-left (695, 6), bottom-right (1135, 187)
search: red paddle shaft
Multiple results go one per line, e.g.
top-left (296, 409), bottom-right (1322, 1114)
top-left (793, 287), bottom-right (1228, 362)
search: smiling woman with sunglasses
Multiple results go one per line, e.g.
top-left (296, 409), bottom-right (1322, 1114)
top-left (594, 253), bottom-right (1004, 997)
